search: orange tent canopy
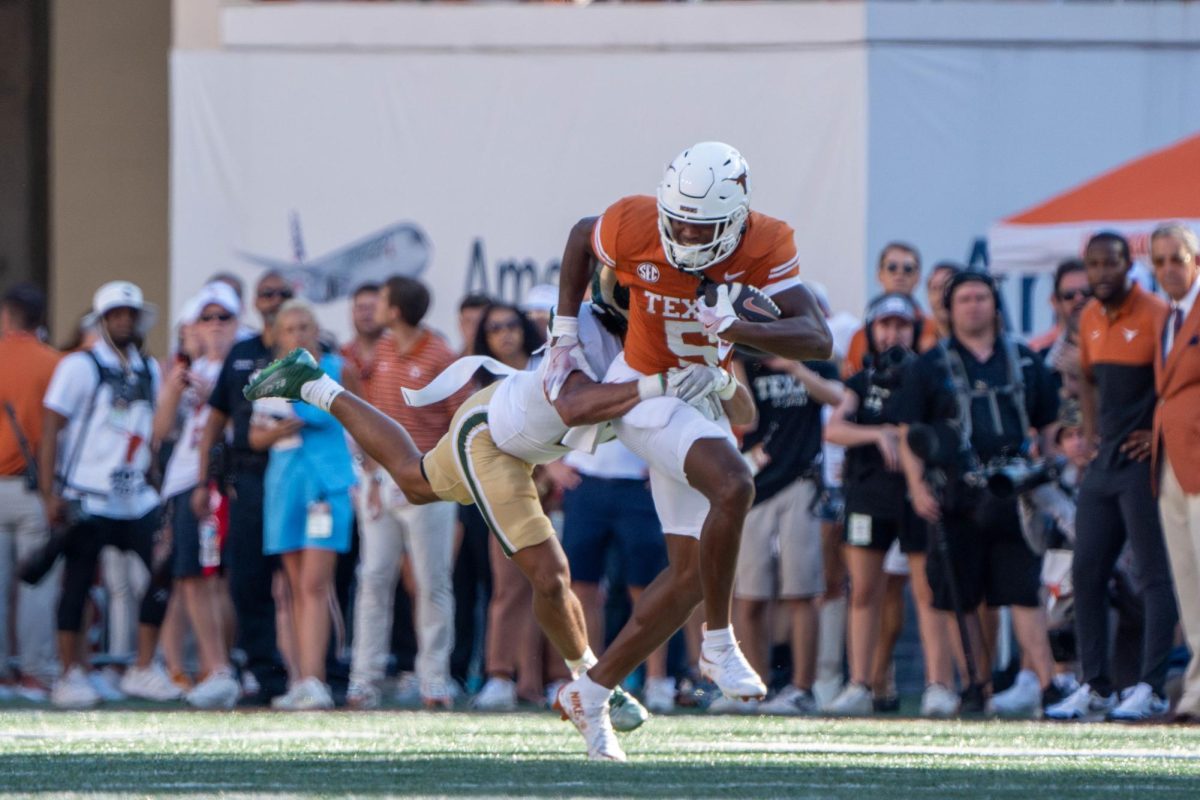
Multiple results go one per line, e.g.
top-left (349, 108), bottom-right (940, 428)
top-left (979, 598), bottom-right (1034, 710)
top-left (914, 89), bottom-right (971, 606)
top-left (1004, 132), bottom-right (1200, 225)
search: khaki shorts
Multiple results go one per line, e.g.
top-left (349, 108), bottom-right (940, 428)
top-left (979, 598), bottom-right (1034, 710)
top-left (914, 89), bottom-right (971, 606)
top-left (423, 383), bottom-right (555, 557)
top-left (734, 478), bottom-right (825, 600)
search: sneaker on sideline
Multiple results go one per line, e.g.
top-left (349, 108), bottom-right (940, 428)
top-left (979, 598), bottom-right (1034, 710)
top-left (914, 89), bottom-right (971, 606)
top-left (51, 666), bottom-right (101, 709)
top-left (1044, 683), bottom-right (1116, 721)
top-left (921, 683), bottom-right (961, 718)
top-left (393, 671), bottom-right (421, 707)
top-left (544, 680), bottom-right (568, 710)
top-left (707, 692), bottom-right (760, 715)
top-left (761, 685), bottom-right (818, 716)
top-left (826, 682), bottom-right (873, 716)
top-left (421, 678), bottom-right (457, 710)
top-left (1108, 682), bottom-right (1169, 722)
top-left (187, 669), bottom-right (240, 710)
top-left (347, 680), bottom-right (382, 710)
top-left (643, 676), bottom-right (677, 715)
top-left (88, 668), bottom-right (127, 703)
top-left (271, 677), bottom-right (334, 711)
top-left (988, 670), bottom-right (1041, 719)
top-left (609, 686), bottom-right (650, 732)
top-left (471, 676), bottom-right (518, 711)
top-left (120, 664), bottom-right (183, 702)
top-left (554, 677), bottom-right (626, 762)
top-left (14, 675), bottom-right (50, 703)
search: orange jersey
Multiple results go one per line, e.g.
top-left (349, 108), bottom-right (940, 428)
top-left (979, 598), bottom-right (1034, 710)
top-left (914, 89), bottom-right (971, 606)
top-left (591, 195), bottom-right (800, 374)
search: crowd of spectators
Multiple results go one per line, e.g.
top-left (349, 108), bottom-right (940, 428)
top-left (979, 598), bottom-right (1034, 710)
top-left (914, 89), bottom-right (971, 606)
top-left (0, 224), bottom-right (1197, 724)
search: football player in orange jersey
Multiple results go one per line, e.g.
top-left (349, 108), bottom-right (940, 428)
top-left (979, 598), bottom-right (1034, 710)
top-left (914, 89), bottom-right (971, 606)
top-left (549, 142), bottom-right (833, 758)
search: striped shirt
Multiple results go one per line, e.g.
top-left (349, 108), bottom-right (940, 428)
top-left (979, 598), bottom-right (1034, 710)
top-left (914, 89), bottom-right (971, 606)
top-left (366, 328), bottom-right (469, 452)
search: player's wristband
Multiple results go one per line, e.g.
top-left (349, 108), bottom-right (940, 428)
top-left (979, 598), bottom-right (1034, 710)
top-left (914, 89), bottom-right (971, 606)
top-left (550, 315), bottom-right (578, 340)
top-left (716, 370), bottom-right (738, 401)
top-left (637, 374), bottom-right (666, 401)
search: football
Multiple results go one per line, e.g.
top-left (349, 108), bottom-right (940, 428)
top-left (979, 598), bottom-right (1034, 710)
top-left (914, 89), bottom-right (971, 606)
top-left (697, 280), bottom-right (781, 357)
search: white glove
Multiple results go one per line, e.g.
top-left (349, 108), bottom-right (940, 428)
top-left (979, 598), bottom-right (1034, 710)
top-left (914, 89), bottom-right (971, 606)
top-left (666, 364), bottom-right (726, 404)
top-left (542, 315), bottom-right (582, 402)
top-left (698, 284), bottom-right (738, 337)
top-left (543, 336), bottom-right (583, 402)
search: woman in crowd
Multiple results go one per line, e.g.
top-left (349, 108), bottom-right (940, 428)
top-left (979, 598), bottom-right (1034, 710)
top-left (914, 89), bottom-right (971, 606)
top-left (153, 282), bottom-right (242, 708)
top-left (824, 293), bottom-right (957, 717)
top-left (467, 303), bottom-right (560, 709)
top-left (250, 300), bottom-right (360, 710)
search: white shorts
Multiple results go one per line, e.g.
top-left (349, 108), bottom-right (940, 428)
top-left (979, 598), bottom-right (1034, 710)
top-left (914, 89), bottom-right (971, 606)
top-left (734, 478), bottom-right (825, 600)
top-left (605, 353), bottom-right (736, 538)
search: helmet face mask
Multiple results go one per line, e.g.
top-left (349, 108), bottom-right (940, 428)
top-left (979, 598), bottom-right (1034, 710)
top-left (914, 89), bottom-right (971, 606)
top-left (656, 142), bottom-right (751, 273)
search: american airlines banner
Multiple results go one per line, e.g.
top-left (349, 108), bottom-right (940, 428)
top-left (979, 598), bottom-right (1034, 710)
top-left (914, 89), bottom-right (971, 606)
top-left (170, 48), bottom-right (867, 346)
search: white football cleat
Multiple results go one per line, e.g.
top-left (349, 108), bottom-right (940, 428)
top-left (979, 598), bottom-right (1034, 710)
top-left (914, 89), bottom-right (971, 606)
top-left (698, 640), bottom-right (767, 700)
top-left (554, 677), bottom-right (627, 762)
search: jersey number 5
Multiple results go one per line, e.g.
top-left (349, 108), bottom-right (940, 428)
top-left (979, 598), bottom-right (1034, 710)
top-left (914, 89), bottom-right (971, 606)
top-left (664, 320), bottom-right (720, 367)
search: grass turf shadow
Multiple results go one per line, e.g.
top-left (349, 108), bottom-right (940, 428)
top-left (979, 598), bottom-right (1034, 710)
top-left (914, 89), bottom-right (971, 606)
top-left (2, 753), bottom-right (1197, 798)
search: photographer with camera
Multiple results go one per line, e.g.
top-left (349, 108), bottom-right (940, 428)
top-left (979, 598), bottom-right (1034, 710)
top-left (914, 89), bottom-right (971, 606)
top-left (1045, 232), bottom-right (1178, 722)
top-left (896, 271), bottom-right (1060, 716)
top-left (825, 293), bottom-right (957, 717)
top-left (39, 281), bottom-right (177, 708)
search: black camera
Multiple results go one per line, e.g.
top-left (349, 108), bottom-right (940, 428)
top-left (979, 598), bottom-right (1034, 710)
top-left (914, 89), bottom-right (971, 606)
top-left (17, 501), bottom-right (87, 586)
top-left (869, 345), bottom-right (915, 390)
top-left (982, 458), bottom-right (1062, 500)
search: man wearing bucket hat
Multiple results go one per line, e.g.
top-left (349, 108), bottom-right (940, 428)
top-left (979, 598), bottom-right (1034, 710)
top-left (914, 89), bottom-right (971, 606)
top-left (39, 280), bottom-right (178, 708)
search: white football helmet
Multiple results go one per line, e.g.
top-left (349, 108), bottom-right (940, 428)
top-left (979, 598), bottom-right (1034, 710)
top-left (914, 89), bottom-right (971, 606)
top-left (656, 142), bottom-right (751, 273)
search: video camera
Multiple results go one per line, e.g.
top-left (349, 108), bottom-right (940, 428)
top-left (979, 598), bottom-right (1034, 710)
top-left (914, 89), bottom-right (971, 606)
top-left (868, 345), bottom-right (915, 390)
top-left (906, 422), bottom-right (1061, 499)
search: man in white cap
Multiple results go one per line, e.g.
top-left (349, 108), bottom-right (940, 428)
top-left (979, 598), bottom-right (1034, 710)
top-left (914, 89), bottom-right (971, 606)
top-left (39, 280), bottom-right (179, 708)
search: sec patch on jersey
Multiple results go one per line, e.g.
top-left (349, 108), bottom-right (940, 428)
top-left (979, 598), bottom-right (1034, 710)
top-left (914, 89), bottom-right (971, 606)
top-left (697, 279), bottom-right (781, 357)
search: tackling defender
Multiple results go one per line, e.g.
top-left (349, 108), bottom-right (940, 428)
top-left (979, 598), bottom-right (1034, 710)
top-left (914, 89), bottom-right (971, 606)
top-left (243, 306), bottom-right (731, 749)
top-left (548, 142), bottom-right (833, 759)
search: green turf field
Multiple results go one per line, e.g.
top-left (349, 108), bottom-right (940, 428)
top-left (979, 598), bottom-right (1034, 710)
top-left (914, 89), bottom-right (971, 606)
top-left (1, 710), bottom-right (1197, 798)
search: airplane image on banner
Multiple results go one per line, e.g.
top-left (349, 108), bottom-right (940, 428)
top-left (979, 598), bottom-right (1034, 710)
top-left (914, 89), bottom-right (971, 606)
top-left (238, 212), bottom-right (432, 303)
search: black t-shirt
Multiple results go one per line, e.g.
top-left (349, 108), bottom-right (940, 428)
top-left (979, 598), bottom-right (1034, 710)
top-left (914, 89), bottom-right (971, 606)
top-left (894, 338), bottom-right (1058, 471)
top-left (742, 358), bottom-right (839, 505)
top-left (208, 335), bottom-right (274, 473)
top-left (842, 369), bottom-right (908, 519)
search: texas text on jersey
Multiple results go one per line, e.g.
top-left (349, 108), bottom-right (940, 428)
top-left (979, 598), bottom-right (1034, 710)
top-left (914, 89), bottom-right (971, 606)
top-left (591, 195), bottom-right (801, 375)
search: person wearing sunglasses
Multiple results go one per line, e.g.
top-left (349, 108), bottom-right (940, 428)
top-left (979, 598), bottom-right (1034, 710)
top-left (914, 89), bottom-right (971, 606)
top-left (191, 269), bottom-right (296, 705)
top-left (1032, 259), bottom-right (1090, 400)
top-left (154, 281), bottom-right (241, 708)
top-left (843, 242), bottom-right (941, 377)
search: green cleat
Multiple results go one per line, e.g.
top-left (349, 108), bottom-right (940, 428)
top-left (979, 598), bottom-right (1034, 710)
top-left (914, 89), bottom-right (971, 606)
top-left (609, 685), bottom-right (650, 732)
top-left (243, 347), bottom-right (324, 402)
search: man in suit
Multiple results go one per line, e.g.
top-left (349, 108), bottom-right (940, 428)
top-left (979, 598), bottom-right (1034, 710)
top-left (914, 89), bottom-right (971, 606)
top-left (1151, 223), bottom-right (1200, 724)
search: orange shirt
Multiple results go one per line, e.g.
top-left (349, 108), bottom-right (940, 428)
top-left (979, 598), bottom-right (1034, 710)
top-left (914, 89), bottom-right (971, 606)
top-left (1079, 284), bottom-right (1166, 469)
top-left (366, 329), bottom-right (470, 453)
top-left (592, 195), bottom-right (800, 374)
top-left (841, 308), bottom-right (941, 378)
top-left (0, 333), bottom-right (62, 477)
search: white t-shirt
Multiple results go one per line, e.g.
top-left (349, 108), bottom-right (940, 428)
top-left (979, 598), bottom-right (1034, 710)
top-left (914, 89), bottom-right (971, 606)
top-left (564, 440), bottom-right (648, 481)
top-left (160, 357), bottom-right (222, 499)
top-left (43, 341), bottom-right (162, 519)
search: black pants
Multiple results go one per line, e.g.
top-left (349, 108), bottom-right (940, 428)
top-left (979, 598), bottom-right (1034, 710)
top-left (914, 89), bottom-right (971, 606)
top-left (926, 488), bottom-right (1041, 612)
top-left (57, 508), bottom-right (169, 633)
top-left (451, 505), bottom-right (492, 686)
top-left (226, 470), bottom-right (288, 697)
top-left (1074, 460), bottom-right (1178, 696)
